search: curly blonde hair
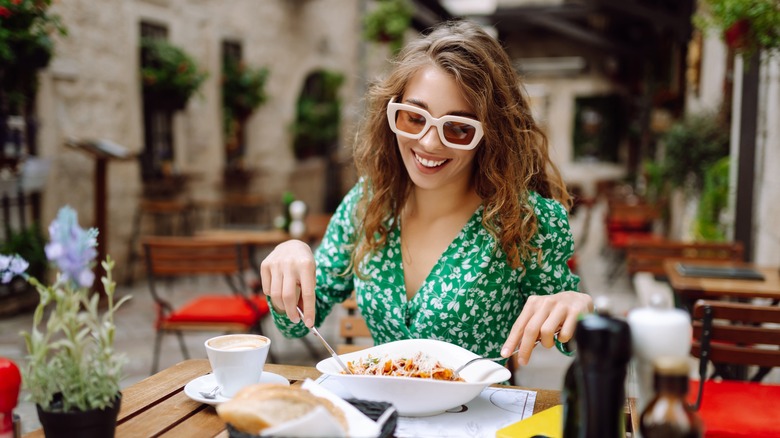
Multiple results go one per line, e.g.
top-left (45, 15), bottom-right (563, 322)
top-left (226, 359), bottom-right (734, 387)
top-left (350, 20), bottom-right (570, 274)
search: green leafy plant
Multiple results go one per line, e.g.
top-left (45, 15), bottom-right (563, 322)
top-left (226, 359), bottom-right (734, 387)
top-left (291, 70), bottom-right (344, 160)
top-left (222, 59), bottom-right (269, 120)
top-left (658, 112), bottom-right (730, 192)
top-left (363, 0), bottom-right (414, 54)
top-left (0, 0), bottom-right (67, 113)
top-left (696, 0), bottom-right (780, 57)
top-left (140, 38), bottom-right (208, 109)
top-left (222, 58), bottom-right (269, 167)
top-left (4, 206), bottom-right (131, 412)
top-left (693, 157), bottom-right (730, 241)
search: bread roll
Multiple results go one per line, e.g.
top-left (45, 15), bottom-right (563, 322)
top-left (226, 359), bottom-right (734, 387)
top-left (216, 383), bottom-right (347, 435)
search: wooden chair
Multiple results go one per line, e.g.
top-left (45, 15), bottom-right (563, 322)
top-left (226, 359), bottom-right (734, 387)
top-left (337, 295), bottom-right (372, 355)
top-left (625, 239), bottom-right (744, 278)
top-left (143, 236), bottom-right (271, 374)
top-left (688, 300), bottom-right (780, 437)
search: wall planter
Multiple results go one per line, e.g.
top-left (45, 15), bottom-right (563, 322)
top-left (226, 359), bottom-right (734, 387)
top-left (363, 0), bottom-right (414, 54)
top-left (140, 38), bottom-right (207, 111)
top-left (697, 0), bottom-right (780, 57)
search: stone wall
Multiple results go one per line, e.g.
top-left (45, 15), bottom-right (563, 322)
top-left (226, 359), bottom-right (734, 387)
top-left (754, 56), bottom-right (780, 265)
top-left (36, 0), bottom-right (362, 280)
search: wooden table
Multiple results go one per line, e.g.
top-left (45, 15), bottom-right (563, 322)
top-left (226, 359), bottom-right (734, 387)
top-left (196, 213), bottom-right (332, 248)
top-left (664, 259), bottom-right (780, 309)
top-left (25, 359), bottom-right (637, 437)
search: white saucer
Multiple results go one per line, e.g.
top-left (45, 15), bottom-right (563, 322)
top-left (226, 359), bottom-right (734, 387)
top-left (184, 371), bottom-right (290, 406)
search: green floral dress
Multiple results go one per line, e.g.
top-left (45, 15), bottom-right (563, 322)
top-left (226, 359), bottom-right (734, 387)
top-left (270, 183), bottom-right (580, 359)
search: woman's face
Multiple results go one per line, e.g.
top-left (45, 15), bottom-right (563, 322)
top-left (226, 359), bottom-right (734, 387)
top-left (394, 66), bottom-right (479, 192)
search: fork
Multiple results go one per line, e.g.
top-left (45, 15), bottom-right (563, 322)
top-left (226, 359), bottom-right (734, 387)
top-left (452, 334), bottom-right (556, 380)
top-left (199, 385), bottom-right (220, 399)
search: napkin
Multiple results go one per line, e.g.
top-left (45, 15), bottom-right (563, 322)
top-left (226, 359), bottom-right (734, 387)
top-left (259, 379), bottom-right (382, 438)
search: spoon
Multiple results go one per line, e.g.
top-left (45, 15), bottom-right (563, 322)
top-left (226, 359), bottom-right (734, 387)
top-left (199, 385), bottom-right (220, 399)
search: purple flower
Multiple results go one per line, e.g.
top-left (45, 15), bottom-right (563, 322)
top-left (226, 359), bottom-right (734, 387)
top-left (0, 254), bottom-right (29, 283)
top-left (44, 206), bottom-right (99, 288)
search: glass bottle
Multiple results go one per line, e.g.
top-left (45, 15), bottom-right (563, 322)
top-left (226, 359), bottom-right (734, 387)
top-left (639, 356), bottom-right (703, 438)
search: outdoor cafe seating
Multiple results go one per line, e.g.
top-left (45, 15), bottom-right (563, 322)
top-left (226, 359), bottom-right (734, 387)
top-left (688, 299), bottom-right (780, 437)
top-left (142, 236), bottom-right (271, 374)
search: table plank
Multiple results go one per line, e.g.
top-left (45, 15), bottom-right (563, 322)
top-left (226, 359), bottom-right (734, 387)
top-left (118, 391), bottom-right (218, 437)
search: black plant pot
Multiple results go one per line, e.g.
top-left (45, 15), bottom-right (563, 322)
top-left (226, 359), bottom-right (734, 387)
top-left (36, 393), bottom-right (122, 438)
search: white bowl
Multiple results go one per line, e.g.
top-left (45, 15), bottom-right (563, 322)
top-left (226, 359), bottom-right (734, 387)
top-left (315, 339), bottom-right (511, 416)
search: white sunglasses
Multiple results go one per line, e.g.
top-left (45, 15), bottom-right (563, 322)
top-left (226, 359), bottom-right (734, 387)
top-left (386, 97), bottom-right (484, 150)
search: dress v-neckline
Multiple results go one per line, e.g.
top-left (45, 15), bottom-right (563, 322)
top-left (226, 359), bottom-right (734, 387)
top-left (395, 205), bottom-right (484, 304)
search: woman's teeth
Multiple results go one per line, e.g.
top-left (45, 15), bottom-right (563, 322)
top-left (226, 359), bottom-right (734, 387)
top-left (414, 152), bottom-right (447, 168)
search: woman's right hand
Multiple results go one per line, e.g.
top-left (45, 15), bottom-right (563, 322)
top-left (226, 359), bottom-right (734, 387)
top-left (260, 239), bottom-right (317, 327)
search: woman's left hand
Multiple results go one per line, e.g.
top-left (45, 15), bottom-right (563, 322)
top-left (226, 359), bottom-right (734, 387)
top-left (501, 291), bottom-right (593, 366)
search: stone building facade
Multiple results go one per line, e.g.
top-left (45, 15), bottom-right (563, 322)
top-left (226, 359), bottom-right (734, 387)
top-left (28, 0), bottom-right (778, 279)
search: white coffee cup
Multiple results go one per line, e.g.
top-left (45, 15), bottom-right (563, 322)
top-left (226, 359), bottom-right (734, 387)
top-left (205, 334), bottom-right (271, 398)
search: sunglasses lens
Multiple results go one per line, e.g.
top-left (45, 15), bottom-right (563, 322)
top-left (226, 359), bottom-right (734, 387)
top-left (395, 109), bottom-right (428, 135)
top-left (442, 121), bottom-right (477, 146)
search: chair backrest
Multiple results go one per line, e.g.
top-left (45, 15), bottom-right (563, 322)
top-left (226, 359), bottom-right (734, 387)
top-left (691, 299), bottom-right (780, 370)
top-left (143, 236), bottom-right (248, 277)
top-left (626, 240), bottom-right (744, 277)
top-left (690, 299), bottom-right (780, 409)
top-left (337, 295), bottom-right (373, 355)
top-left (142, 236), bottom-right (251, 304)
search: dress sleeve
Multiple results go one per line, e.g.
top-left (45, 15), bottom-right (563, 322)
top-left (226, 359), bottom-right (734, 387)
top-left (269, 183), bottom-right (361, 338)
top-left (518, 192), bottom-right (580, 298)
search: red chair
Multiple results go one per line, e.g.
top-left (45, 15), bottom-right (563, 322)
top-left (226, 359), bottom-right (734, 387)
top-left (143, 237), bottom-right (270, 374)
top-left (688, 300), bottom-right (780, 437)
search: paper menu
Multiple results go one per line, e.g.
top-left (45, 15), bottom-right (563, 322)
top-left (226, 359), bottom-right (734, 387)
top-left (315, 374), bottom-right (536, 438)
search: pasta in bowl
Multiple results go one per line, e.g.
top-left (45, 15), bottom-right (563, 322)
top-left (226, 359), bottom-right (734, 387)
top-left (315, 339), bottom-right (511, 416)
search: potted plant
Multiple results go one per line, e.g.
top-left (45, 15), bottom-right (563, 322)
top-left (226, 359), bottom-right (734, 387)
top-left (140, 37), bottom-right (208, 111)
top-left (1, 206), bottom-right (130, 438)
top-left (222, 58), bottom-right (269, 173)
top-left (363, 0), bottom-right (414, 54)
top-left (291, 70), bottom-right (344, 160)
top-left (0, 0), bottom-right (67, 115)
top-left (696, 0), bottom-right (780, 57)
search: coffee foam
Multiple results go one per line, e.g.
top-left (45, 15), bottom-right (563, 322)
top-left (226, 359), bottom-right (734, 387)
top-left (208, 335), bottom-right (268, 351)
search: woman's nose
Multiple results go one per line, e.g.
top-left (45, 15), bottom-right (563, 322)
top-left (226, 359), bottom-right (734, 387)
top-left (418, 125), bottom-right (443, 150)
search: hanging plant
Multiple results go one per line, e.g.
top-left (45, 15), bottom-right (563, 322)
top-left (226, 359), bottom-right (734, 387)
top-left (140, 38), bottom-right (208, 110)
top-left (0, 0), bottom-right (67, 113)
top-left (696, 0), bottom-right (780, 57)
top-left (291, 70), bottom-right (344, 160)
top-left (222, 58), bottom-right (269, 149)
top-left (658, 112), bottom-right (729, 192)
top-left (363, 0), bottom-right (414, 54)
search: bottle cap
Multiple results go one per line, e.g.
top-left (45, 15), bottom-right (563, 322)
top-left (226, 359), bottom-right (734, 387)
top-left (652, 356), bottom-right (690, 376)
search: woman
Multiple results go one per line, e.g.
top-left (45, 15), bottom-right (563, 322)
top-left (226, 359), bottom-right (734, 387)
top-left (261, 20), bottom-right (592, 367)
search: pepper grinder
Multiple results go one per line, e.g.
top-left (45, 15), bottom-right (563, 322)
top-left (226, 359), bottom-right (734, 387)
top-left (0, 358), bottom-right (21, 438)
top-left (575, 307), bottom-right (632, 438)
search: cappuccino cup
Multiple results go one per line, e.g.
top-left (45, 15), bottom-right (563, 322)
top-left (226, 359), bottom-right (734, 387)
top-left (205, 334), bottom-right (270, 398)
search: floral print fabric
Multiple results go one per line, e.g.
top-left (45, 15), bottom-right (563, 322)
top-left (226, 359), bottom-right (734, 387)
top-left (270, 183), bottom-right (579, 359)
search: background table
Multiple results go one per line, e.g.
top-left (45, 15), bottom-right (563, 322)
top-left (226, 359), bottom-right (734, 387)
top-left (664, 259), bottom-right (780, 309)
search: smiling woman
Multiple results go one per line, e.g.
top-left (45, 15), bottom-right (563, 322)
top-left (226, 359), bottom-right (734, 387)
top-left (261, 20), bottom-right (592, 372)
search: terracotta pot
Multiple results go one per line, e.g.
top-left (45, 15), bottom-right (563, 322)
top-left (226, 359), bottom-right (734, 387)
top-left (36, 393), bottom-right (121, 438)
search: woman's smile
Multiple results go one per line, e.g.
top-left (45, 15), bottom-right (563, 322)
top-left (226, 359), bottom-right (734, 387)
top-left (413, 151), bottom-right (449, 169)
